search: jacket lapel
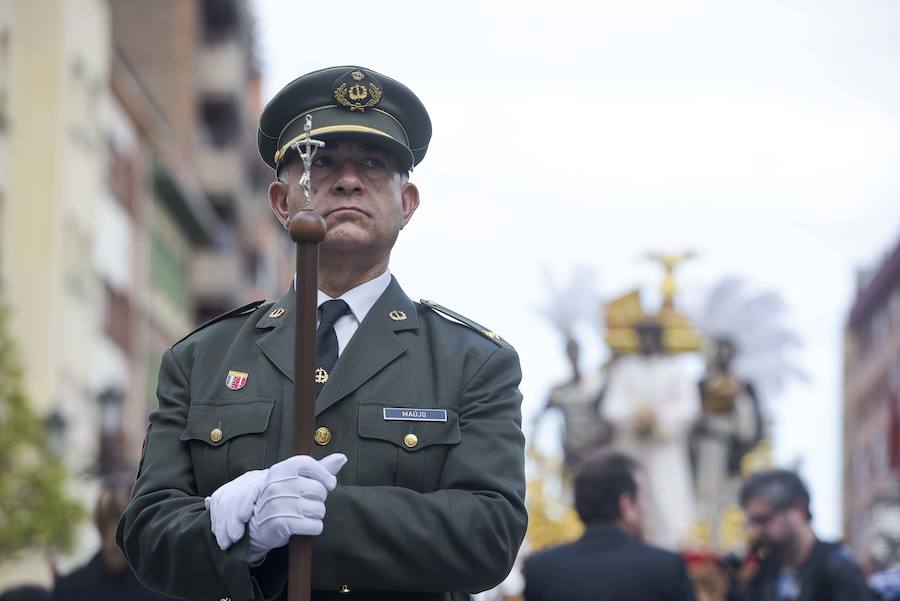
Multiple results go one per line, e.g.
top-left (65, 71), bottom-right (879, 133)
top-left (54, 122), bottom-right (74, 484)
top-left (255, 288), bottom-right (295, 381)
top-left (254, 279), bottom-right (420, 415)
top-left (315, 277), bottom-right (419, 415)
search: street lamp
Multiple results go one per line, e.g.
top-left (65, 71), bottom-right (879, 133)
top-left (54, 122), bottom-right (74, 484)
top-left (43, 408), bottom-right (67, 457)
top-left (97, 387), bottom-right (124, 477)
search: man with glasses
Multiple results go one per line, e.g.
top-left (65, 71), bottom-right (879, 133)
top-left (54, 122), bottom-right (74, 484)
top-left (734, 469), bottom-right (872, 601)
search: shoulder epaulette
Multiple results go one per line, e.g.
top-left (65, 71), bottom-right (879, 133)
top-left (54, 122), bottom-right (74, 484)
top-left (419, 299), bottom-right (505, 346)
top-left (173, 299), bottom-right (267, 347)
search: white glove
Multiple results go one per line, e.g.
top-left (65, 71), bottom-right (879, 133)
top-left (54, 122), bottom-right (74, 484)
top-left (247, 453), bottom-right (347, 564)
top-left (205, 468), bottom-right (268, 551)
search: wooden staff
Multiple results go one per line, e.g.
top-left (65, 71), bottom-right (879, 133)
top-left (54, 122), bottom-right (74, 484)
top-left (287, 115), bottom-right (327, 601)
top-left (288, 210), bottom-right (325, 601)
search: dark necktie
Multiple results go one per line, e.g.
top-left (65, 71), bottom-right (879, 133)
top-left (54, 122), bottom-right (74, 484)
top-left (315, 299), bottom-right (351, 396)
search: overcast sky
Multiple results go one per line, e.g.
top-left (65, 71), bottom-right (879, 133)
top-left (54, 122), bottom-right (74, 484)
top-left (253, 0), bottom-right (900, 538)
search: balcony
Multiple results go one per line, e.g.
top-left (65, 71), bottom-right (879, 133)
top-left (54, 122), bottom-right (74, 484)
top-left (196, 143), bottom-right (245, 198)
top-left (198, 39), bottom-right (246, 96)
top-left (192, 247), bottom-right (244, 301)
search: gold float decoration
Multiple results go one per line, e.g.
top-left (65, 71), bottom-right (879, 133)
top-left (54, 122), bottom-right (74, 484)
top-left (525, 447), bottom-right (584, 551)
top-left (603, 251), bottom-right (703, 355)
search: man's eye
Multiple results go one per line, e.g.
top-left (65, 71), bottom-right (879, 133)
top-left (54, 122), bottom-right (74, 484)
top-left (312, 156), bottom-right (334, 167)
top-left (361, 157), bottom-right (386, 168)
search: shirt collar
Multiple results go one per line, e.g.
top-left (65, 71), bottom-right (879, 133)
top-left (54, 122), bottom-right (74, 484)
top-left (316, 269), bottom-right (392, 324)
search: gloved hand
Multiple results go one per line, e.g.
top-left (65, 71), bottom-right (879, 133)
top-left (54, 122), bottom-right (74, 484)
top-left (205, 468), bottom-right (268, 550)
top-left (247, 453), bottom-right (347, 564)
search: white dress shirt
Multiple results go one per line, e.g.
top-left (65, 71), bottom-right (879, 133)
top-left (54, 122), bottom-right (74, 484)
top-left (294, 269), bottom-right (392, 357)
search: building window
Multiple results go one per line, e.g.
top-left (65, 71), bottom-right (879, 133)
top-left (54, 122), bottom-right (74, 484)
top-left (0, 191), bottom-right (5, 293)
top-left (108, 143), bottom-right (137, 215)
top-left (199, 98), bottom-right (240, 147)
top-left (150, 228), bottom-right (189, 312)
top-left (202, 0), bottom-right (240, 42)
top-left (145, 352), bottom-right (161, 412)
top-left (873, 309), bottom-right (890, 349)
top-left (890, 286), bottom-right (900, 334)
top-left (207, 192), bottom-right (237, 225)
top-left (0, 26), bottom-right (9, 132)
top-left (104, 283), bottom-right (132, 354)
top-left (63, 224), bottom-right (91, 299)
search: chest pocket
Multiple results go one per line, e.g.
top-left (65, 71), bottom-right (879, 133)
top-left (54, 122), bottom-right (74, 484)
top-left (181, 397), bottom-right (275, 494)
top-left (357, 401), bottom-right (460, 491)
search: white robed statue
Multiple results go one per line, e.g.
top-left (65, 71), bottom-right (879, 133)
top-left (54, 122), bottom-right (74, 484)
top-left (602, 319), bottom-right (701, 549)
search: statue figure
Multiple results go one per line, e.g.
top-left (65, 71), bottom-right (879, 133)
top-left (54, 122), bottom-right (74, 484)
top-left (535, 267), bottom-right (610, 473)
top-left (690, 337), bottom-right (763, 546)
top-left (690, 277), bottom-right (804, 551)
top-left (602, 317), bottom-right (702, 549)
top-left (545, 337), bottom-right (611, 472)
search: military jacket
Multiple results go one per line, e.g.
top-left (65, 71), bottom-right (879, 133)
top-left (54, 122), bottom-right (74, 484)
top-left (117, 278), bottom-right (527, 601)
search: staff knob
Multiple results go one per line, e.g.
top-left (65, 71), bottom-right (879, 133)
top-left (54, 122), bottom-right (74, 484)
top-left (289, 210), bottom-right (327, 243)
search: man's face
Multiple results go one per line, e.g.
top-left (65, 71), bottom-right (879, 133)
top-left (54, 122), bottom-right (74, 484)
top-left (270, 140), bottom-right (419, 260)
top-left (743, 496), bottom-right (795, 552)
top-left (637, 324), bottom-right (663, 356)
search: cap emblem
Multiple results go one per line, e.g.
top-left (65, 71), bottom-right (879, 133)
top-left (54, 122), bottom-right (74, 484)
top-left (334, 70), bottom-right (382, 112)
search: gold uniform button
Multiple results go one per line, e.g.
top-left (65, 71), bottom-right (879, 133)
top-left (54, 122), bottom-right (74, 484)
top-left (210, 428), bottom-right (223, 443)
top-left (339, 584), bottom-right (351, 594)
top-left (314, 427), bottom-right (332, 446)
top-left (403, 433), bottom-right (418, 448)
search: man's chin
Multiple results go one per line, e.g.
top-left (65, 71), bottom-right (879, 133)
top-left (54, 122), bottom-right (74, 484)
top-left (321, 231), bottom-right (377, 255)
top-left (761, 541), bottom-right (787, 560)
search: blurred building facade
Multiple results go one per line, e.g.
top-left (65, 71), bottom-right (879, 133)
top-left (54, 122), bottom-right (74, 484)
top-left (844, 234), bottom-right (900, 561)
top-left (0, 0), bottom-right (287, 588)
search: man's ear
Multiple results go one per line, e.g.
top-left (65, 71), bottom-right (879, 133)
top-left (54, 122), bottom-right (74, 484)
top-left (268, 180), bottom-right (290, 229)
top-left (399, 182), bottom-right (420, 229)
top-left (619, 492), bottom-right (638, 523)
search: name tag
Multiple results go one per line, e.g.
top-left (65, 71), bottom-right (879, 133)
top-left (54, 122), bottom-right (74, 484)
top-left (383, 408), bottom-right (448, 422)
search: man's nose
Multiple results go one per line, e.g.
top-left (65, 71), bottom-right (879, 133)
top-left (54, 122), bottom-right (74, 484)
top-left (332, 163), bottom-right (364, 194)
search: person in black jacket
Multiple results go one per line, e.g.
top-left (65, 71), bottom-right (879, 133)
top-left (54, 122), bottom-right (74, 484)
top-left (50, 476), bottom-right (170, 601)
top-left (734, 469), bottom-right (872, 601)
top-left (523, 450), bottom-right (697, 601)
top-left (0, 586), bottom-right (50, 601)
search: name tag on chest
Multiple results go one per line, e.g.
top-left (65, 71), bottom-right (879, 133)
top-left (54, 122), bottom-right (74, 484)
top-left (383, 408), bottom-right (448, 422)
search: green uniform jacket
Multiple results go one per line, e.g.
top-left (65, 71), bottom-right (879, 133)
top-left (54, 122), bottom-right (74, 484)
top-left (117, 277), bottom-right (527, 601)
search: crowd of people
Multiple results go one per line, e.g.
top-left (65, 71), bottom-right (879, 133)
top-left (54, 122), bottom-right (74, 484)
top-left (522, 450), bottom-right (889, 601)
top-left (4, 455), bottom-right (892, 601)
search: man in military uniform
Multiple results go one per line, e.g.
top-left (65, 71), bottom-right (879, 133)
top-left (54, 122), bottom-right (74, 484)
top-left (117, 66), bottom-right (527, 601)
